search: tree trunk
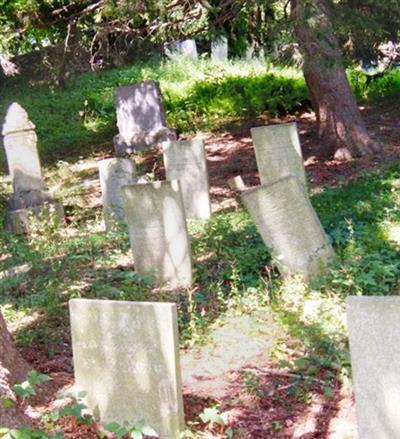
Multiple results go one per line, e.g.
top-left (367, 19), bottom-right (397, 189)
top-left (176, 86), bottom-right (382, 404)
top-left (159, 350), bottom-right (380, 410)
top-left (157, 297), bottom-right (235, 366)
top-left (291, 0), bottom-right (381, 160)
top-left (0, 310), bottom-right (31, 428)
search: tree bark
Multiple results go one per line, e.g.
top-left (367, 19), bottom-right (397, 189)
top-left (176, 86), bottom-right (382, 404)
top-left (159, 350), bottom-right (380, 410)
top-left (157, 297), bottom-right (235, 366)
top-left (291, 0), bottom-right (381, 159)
top-left (0, 310), bottom-right (31, 428)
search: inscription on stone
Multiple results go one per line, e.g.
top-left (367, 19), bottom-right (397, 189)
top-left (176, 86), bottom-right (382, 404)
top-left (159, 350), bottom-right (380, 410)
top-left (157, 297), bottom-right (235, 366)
top-left (122, 180), bottom-right (192, 287)
top-left (162, 139), bottom-right (211, 220)
top-left (70, 299), bottom-right (184, 438)
top-left (347, 296), bottom-right (400, 439)
top-left (98, 158), bottom-right (136, 230)
top-left (114, 80), bottom-right (175, 153)
top-left (251, 123), bottom-right (306, 187)
top-left (241, 176), bottom-right (333, 280)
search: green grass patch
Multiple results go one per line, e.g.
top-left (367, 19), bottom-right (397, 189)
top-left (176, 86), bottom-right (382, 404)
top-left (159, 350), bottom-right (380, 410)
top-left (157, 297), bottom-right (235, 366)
top-left (1, 158), bottom-right (399, 384)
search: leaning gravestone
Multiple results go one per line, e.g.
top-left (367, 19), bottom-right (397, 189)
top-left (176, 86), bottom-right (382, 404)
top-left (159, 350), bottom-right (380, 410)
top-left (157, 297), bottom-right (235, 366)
top-left (122, 180), bottom-right (192, 287)
top-left (114, 80), bottom-right (176, 154)
top-left (70, 299), bottom-right (184, 439)
top-left (347, 296), bottom-right (400, 439)
top-left (165, 39), bottom-right (198, 60)
top-left (98, 158), bottom-right (137, 230)
top-left (211, 36), bottom-right (228, 62)
top-left (2, 102), bottom-right (64, 234)
top-left (251, 123), bottom-right (307, 187)
top-left (162, 139), bottom-right (211, 220)
top-left (241, 176), bottom-right (333, 280)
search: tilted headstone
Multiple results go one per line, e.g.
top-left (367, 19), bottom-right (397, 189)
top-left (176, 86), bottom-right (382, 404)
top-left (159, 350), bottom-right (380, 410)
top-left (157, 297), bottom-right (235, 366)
top-left (251, 123), bottom-right (307, 187)
top-left (162, 139), bottom-right (211, 220)
top-left (165, 39), bottom-right (198, 60)
top-left (122, 180), bottom-right (192, 287)
top-left (347, 296), bottom-right (400, 439)
top-left (211, 36), bottom-right (228, 62)
top-left (2, 102), bottom-right (64, 234)
top-left (98, 158), bottom-right (137, 230)
top-left (70, 299), bottom-right (184, 439)
top-left (114, 80), bottom-right (175, 154)
top-left (241, 176), bottom-right (333, 280)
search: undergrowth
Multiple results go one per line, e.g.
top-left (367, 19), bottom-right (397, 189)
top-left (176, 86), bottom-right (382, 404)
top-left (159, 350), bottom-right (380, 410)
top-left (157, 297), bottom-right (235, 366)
top-left (1, 57), bottom-right (400, 166)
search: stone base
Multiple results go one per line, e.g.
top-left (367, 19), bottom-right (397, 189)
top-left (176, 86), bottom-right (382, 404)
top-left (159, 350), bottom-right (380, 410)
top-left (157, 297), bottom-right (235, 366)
top-left (114, 127), bottom-right (176, 155)
top-left (5, 202), bottom-right (64, 234)
top-left (7, 189), bottom-right (56, 210)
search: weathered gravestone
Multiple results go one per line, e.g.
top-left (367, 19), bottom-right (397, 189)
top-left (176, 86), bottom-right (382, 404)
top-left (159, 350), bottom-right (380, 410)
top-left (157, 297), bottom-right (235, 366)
top-left (114, 80), bottom-right (175, 154)
top-left (211, 36), bottom-right (228, 62)
top-left (98, 158), bottom-right (137, 230)
top-left (162, 139), bottom-right (211, 220)
top-left (347, 296), bottom-right (400, 439)
top-left (228, 176), bottom-right (246, 191)
top-left (2, 102), bottom-right (64, 234)
top-left (241, 176), bottom-right (333, 280)
top-left (70, 299), bottom-right (184, 439)
top-left (122, 180), bottom-right (192, 287)
top-left (165, 39), bottom-right (198, 60)
top-left (251, 123), bottom-right (307, 187)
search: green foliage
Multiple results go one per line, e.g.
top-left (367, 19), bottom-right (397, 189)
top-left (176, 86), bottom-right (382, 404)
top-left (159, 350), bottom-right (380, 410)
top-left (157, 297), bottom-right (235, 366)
top-left (104, 420), bottom-right (158, 439)
top-left (0, 427), bottom-right (61, 439)
top-left (13, 371), bottom-right (52, 399)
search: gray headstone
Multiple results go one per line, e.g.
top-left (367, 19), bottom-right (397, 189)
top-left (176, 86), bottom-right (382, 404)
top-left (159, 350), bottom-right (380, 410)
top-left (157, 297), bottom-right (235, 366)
top-left (241, 176), bottom-right (333, 280)
top-left (162, 139), bottom-right (211, 220)
top-left (347, 296), bottom-right (400, 439)
top-left (122, 180), bottom-right (192, 287)
top-left (228, 176), bottom-right (246, 191)
top-left (2, 102), bottom-right (42, 193)
top-left (245, 44), bottom-right (265, 62)
top-left (98, 158), bottom-right (137, 230)
top-left (165, 39), bottom-right (198, 60)
top-left (114, 80), bottom-right (175, 153)
top-left (211, 36), bottom-right (228, 62)
top-left (251, 123), bottom-right (307, 187)
top-left (70, 299), bottom-right (184, 438)
top-left (2, 102), bottom-right (64, 234)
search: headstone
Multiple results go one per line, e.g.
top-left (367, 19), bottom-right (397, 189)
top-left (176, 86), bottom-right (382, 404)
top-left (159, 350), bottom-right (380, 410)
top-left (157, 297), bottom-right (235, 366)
top-left (122, 180), bottom-right (192, 287)
top-left (70, 299), bottom-right (184, 439)
top-left (228, 176), bottom-right (246, 191)
top-left (347, 296), bottom-right (400, 439)
top-left (165, 39), bottom-right (198, 60)
top-left (245, 43), bottom-right (265, 62)
top-left (98, 158), bottom-right (137, 230)
top-left (241, 176), bottom-right (333, 280)
top-left (211, 36), bottom-right (228, 62)
top-left (2, 103), bottom-right (64, 234)
top-left (251, 123), bottom-right (307, 187)
top-left (114, 80), bottom-right (176, 154)
top-left (162, 139), bottom-right (211, 220)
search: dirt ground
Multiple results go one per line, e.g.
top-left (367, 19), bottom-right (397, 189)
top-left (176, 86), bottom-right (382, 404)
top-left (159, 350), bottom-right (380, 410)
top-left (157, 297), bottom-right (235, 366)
top-left (14, 96), bottom-right (400, 438)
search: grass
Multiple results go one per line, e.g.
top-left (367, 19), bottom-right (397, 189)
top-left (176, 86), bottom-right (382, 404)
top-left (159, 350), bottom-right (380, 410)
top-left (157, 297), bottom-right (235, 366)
top-left (2, 56), bottom-right (400, 167)
top-left (1, 155), bottom-right (399, 382)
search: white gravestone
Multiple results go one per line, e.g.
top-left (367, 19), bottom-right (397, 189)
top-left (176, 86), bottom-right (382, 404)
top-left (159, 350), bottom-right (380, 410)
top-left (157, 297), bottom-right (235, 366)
top-left (98, 158), bottom-right (137, 230)
top-left (241, 176), bottom-right (333, 280)
top-left (70, 299), bottom-right (184, 439)
top-left (2, 102), bottom-right (64, 234)
top-left (114, 80), bottom-right (175, 154)
top-left (211, 36), bottom-right (228, 62)
top-left (162, 139), bottom-right (211, 220)
top-left (251, 123), bottom-right (307, 187)
top-left (2, 102), bottom-right (42, 193)
top-left (122, 180), bottom-right (192, 287)
top-left (165, 39), bottom-right (198, 60)
top-left (347, 296), bottom-right (400, 439)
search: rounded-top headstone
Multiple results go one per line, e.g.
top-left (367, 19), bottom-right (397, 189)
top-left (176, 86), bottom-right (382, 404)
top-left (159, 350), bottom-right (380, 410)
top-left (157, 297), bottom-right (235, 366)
top-left (2, 102), bottom-right (35, 136)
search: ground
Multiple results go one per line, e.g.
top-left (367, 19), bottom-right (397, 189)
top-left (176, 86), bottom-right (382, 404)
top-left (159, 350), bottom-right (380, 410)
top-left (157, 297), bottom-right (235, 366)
top-left (2, 95), bottom-right (400, 438)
